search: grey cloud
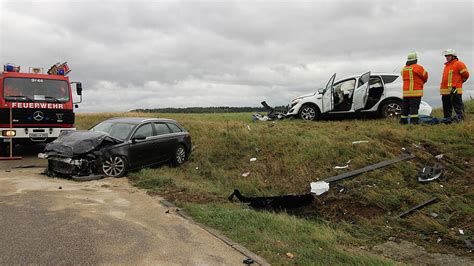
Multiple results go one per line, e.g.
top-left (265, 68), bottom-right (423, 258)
top-left (1, 0), bottom-right (472, 112)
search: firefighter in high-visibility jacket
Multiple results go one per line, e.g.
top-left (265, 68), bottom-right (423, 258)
top-left (400, 52), bottom-right (428, 124)
top-left (440, 49), bottom-right (469, 120)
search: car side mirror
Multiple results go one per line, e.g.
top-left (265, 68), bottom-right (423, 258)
top-left (131, 134), bottom-right (146, 143)
top-left (76, 83), bottom-right (83, 96)
top-left (318, 88), bottom-right (325, 94)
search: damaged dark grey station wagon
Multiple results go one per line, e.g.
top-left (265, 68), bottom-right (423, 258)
top-left (40, 117), bottom-right (192, 177)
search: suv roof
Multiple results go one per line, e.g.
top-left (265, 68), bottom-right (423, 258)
top-left (106, 117), bottom-right (176, 124)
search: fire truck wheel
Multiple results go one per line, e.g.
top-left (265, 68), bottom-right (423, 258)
top-left (102, 155), bottom-right (127, 177)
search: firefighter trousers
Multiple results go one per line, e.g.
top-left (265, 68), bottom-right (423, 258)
top-left (400, 97), bottom-right (421, 124)
top-left (442, 94), bottom-right (464, 120)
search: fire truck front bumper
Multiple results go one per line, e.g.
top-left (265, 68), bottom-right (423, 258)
top-left (0, 127), bottom-right (76, 143)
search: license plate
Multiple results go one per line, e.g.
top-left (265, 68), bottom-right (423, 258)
top-left (29, 133), bottom-right (48, 138)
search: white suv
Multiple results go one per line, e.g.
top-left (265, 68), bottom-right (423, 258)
top-left (286, 72), bottom-right (432, 121)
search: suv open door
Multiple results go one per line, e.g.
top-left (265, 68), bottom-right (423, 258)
top-left (321, 73), bottom-right (336, 113)
top-left (352, 72), bottom-right (370, 111)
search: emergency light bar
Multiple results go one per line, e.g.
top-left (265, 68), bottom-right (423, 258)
top-left (4, 63), bottom-right (20, 72)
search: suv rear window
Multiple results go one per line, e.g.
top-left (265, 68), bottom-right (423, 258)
top-left (381, 75), bottom-right (399, 84)
top-left (167, 123), bottom-right (183, 133)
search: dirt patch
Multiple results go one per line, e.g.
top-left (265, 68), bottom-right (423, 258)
top-left (372, 238), bottom-right (473, 265)
top-left (293, 193), bottom-right (385, 222)
top-left (147, 189), bottom-right (224, 205)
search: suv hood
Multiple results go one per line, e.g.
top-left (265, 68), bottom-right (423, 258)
top-left (44, 130), bottom-right (123, 157)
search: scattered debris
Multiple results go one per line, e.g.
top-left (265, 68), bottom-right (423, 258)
top-left (459, 229), bottom-right (464, 235)
top-left (243, 258), bottom-right (254, 265)
top-left (250, 158), bottom-right (257, 162)
top-left (310, 181), bottom-right (330, 195)
top-left (418, 165), bottom-right (443, 183)
top-left (195, 167), bottom-right (199, 170)
top-left (465, 240), bottom-right (474, 249)
top-left (165, 210), bottom-right (170, 214)
top-left (352, 140), bottom-right (369, 145)
top-left (334, 160), bottom-right (351, 169)
top-left (437, 238), bottom-right (442, 243)
top-left (242, 171), bottom-right (251, 177)
top-left (252, 101), bottom-right (287, 121)
top-left (228, 189), bottom-right (314, 210)
top-left (434, 154), bottom-right (444, 160)
top-left (398, 197), bottom-right (438, 218)
top-left (311, 152), bottom-right (414, 195)
top-left (429, 212), bottom-right (439, 218)
top-left (286, 252), bottom-right (294, 259)
top-left (246, 124), bottom-right (251, 131)
top-left (58, 186), bottom-right (62, 189)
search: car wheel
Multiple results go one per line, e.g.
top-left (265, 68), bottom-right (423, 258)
top-left (102, 155), bottom-right (127, 177)
top-left (171, 145), bottom-right (187, 167)
top-left (299, 104), bottom-right (320, 121)
top-left (380, 100), bottom-right (402, 118)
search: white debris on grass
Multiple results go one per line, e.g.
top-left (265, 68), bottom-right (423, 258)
top-left (352, 140), bottom-right (369, 145)
top-left (310, 181), bottom-right (330, 195)
top-left (241, 171), bottom-right (250, 177)
top-left (250, 158), bottom-right (257, 162)
top-left (334, 160), bottom-right (351, 169)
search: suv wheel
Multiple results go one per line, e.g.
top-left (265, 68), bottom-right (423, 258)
top-left (380, 100), bottom-right (402, 118)
top-left (171, 145), bottom-right (187, 167)
top-left (299, 105), bottom-right (320, 121)
top-left (102, 155), bottom-right (127, 177)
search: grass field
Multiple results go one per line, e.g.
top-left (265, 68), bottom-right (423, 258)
top-left (76, 101), bottom-right (474, 265)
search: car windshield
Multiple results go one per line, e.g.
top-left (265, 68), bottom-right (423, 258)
top-left (3, 77), bottom-right (70, 103)
top-left (90, 121), bottom-right (137, 140)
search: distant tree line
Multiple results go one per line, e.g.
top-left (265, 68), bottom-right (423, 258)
top-left (131, 105), bottom-right (288, 113)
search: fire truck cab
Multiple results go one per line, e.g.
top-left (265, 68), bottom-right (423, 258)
top-left (0, 63), bottom-right (82, 155)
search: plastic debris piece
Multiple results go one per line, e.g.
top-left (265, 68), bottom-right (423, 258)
top-left (418, 165), bottom-right (443, 182)
top-left (242, 171), bottom-right (251, 177)
top-left (228, 189), bottom-right (314, 210)
top-left (435, 154), bottom-right (444, 160)
top-left (430, 212), bottom-right (439, 218)
top-left (243, 258), bottom-right (254, 265)
top-left (286, 252), bottom-right (294, 259)
top-left (398, 197), bottom-right (438, 218)
top-left (339, 188), bottom-right (344, 193)
top-left (195, 167), bottom-right (199, 170)
top-left (246, 125), bottom-right (251, 131)
top-left (437, 238), bottom-right (442, 243)
top-left (352, 140), bottom-right (369, 144)
top-left (334, 160), bottom-right (351, 169)
top-left (459, 229), bottom-right (464, 235)
top-left (250, 158), bottom-right (257, 162)
top-left (310, 181), bottom-right (330, 195)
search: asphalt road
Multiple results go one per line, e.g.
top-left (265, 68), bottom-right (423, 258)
top-left (0, 144), bottom-right (249, 265)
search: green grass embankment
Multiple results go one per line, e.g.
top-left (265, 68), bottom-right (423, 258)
top-left (76, 101), bottom-right (474, 265)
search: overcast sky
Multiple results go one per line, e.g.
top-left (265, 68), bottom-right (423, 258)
top-left (1, 0), bottom-right (473, 112)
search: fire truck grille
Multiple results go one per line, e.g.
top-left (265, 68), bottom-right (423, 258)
top-left (0, 108), bottom-right (75, 126)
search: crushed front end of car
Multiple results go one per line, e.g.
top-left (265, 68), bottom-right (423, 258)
top-left (38, 131), bottom-right (123, 178)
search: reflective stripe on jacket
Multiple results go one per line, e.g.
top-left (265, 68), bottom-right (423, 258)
top-left (440, 59), bottom-right (470, 95)
top-left (401, 64), bottom-right (428, 97)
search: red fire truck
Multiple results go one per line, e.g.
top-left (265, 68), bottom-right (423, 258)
top-left (0, 63), bottom-right (82, 155)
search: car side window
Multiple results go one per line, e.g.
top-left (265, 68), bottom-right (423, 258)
top-left (154, 123), bottom-right (171, 136)
top-left (381, 75), bottom-right (399, 84)
top-left (133, 123), bottom-right (154, 138)
top-left (167, 123), bottom-right (183, 133)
